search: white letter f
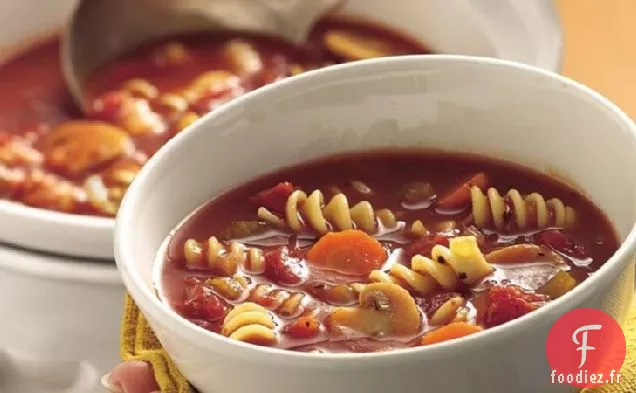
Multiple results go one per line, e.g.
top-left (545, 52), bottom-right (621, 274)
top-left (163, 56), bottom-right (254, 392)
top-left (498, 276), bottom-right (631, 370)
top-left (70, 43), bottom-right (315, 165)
top-left (572, 324), bottom-right (602, 368)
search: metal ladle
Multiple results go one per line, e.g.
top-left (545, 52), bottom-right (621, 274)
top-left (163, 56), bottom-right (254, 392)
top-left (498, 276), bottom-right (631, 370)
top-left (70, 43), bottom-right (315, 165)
top-left (61, 0), bottom-right (345, 112)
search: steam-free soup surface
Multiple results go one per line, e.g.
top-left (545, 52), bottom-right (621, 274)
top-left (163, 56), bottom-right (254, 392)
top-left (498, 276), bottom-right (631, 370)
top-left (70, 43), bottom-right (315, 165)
top-left (0, 17), bottom-right (429, 216)
top-left (161, 150), bottom-right (618, 353)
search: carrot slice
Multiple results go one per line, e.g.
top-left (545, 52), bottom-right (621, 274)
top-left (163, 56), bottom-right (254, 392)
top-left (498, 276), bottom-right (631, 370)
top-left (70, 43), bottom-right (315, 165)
top-left (420, 322), bottom-right (483, 346)
top-left (307, 229), bottom-right (387, 276)
top-left (436, 172), bottom-right (488, 210)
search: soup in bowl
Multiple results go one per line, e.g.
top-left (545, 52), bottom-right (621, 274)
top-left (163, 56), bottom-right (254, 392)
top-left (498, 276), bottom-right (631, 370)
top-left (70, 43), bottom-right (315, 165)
top-left (114, 55), bottom-right (636, 393)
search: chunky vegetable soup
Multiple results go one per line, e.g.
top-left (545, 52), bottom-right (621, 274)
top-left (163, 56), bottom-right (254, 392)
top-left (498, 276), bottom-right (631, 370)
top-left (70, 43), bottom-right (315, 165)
top-left (0, 17), bottom-right (429, 216)
top-left (160, 151), bottom-right (618, 352)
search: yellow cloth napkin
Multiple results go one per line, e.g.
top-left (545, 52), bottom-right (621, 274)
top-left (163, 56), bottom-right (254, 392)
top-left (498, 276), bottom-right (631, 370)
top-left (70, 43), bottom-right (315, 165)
top-left (121, 294), bottom-right (635, 393)
top-left (121, 295), bottom-right (193, 393)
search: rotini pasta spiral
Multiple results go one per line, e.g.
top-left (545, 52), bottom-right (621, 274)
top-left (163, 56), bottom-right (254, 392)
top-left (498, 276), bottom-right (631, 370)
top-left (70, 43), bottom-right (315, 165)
top-left (429, 296), bottom-right (465, 326)
top-left (183, 236), bottom-right (265, 276)
top-left (369, 264), bottom-right (437, 295)
top-left (308, 282), bottom-right (366, 305)
top-left (257, 189), bottom-right (396, 235)
top-left (369, 236), bottom-right (493, 294)
top-left (407, 220), bottom-right (430, 238)
top-left (470, 186), bottom-right (576, 231)
top-left (249, 283), bottom-right (308, 318)
top-left (207, 275), bottom-right (250, 301)
top-left (222, 302), bottom-right (277, 346)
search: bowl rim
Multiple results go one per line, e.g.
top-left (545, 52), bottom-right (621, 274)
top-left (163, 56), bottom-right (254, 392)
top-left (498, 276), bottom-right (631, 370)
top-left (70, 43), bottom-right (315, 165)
top-left (0, 241), bottom-right (120, 285)
top-left (0, 200), bottom-right (114, 258)
top-left (115, 54), bottom-right (636, 365)
top-left (0, 200), bottom-right (113, 231)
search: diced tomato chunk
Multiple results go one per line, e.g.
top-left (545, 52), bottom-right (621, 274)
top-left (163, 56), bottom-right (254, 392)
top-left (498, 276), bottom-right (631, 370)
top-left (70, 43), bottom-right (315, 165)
top-left (483, 285), bottom-right (545, 328)
top-left (88, 91), bottom-right (126, 122)
top-left (178, 283), bottom-right (228, 321)
top-left (251, 182), bottom-right (294, 214)
top-left (538, 229), bottom-right (568, 250)
top-left (405, 234), bottom-right (450, 259)
top-left (538, 229), bottom-right (589, 260)
top-left (264, 246), bottom-right (306, 286)
top-left (286, 316), bottom-right (321, 339)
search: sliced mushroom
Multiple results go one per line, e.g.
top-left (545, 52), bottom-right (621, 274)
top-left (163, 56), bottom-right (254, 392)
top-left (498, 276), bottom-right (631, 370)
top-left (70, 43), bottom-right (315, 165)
top-left (486, 244), bottom-right (564, 265)
top-left (42, 120), bottom-right (134, 177)
top-left (328, 282), bottom-right (421, 337)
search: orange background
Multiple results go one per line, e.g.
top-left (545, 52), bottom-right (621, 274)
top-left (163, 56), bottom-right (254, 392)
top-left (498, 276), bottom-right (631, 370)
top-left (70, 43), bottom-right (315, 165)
top-left (556, 0), bottom-right (636, 117)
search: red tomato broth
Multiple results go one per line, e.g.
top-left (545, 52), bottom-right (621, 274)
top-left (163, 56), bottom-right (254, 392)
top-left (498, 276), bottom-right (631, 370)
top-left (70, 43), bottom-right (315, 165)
top-left (160, 150), bottom-right (619, 353)
top-left (0, 16), bottom-right (431, 216)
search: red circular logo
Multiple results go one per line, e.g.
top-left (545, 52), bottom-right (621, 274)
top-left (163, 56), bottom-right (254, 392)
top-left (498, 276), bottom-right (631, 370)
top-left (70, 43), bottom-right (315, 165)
top-left (546, 308), bottom-right (626, 388)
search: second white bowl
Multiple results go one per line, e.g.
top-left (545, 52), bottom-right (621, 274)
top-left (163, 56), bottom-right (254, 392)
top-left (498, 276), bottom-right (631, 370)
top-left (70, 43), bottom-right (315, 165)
top-left (0, 0), bottom-right (562, 259)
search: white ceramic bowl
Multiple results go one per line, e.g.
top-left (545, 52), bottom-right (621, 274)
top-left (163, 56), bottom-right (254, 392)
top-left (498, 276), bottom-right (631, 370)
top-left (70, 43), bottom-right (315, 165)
top-left (115, 55), bottom-right (636, 393)
top-left (0, 0), bottom-right (562, 259)
top-left (0, 244), bottom-right (122, 393)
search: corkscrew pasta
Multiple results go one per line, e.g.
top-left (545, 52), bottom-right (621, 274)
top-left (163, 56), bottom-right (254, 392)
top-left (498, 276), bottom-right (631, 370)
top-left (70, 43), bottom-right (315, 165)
top-left (162, 152), bottom-right (617, 353)
top-left (369, 264), bottom-right (437, 295)
top-left (207, 276), bottom-right (250, 301)
top-left (429, 296), bottom-right (465, 326)
top-left (470, 186), bottom-right (576, 231)
top-left (309, 283), bottom-right (366, 305)
top-left (258, 189), bottom-right (396, 235)
top-left (370, 236), bottom-right (493, 294)
top-left (183, 237), bottom-right (265, 276)
top-left (249, 284), bottom-right (308, 318)
top-left (222, 303), bottom-right (278, 346)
